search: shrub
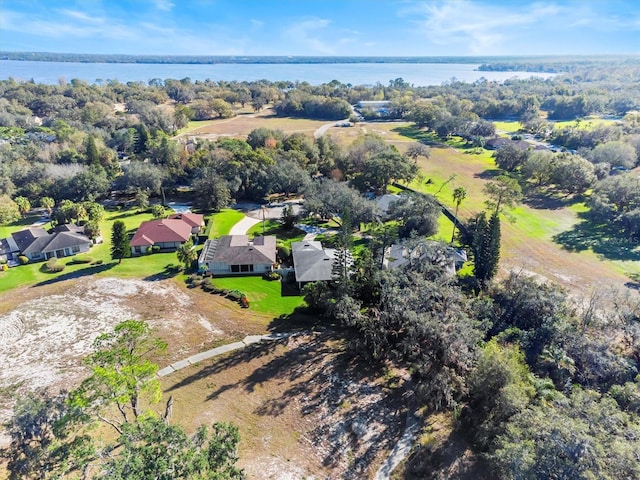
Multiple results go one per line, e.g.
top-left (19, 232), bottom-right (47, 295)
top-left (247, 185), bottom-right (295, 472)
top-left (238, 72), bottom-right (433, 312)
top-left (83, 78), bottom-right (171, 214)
top-left (69, 256), bottom-right (93, 264)
top-left (202, 279), bottom-right (216, 292)
top-left (263, 271), bottom-right (281, 281)
top-left (151, 245), bottom-right (161, 253)
top-left (277, 245), bottom-right (291, 260)
top-left (226, 290), bottom-right (243, 301)
top-left (18, 255), bottom-right (29, 265)
top-left (44, 258), bottom-right (65, 273)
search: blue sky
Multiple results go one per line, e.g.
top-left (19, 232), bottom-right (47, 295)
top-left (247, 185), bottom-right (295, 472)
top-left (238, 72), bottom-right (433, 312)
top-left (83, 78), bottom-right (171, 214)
top-left (1, 0), bottom-right (638, 56)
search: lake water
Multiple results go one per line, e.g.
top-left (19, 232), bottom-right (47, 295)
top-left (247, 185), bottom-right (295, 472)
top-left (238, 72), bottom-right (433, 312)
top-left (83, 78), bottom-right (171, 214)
top-left (0, 60), bottom-right (556, 87)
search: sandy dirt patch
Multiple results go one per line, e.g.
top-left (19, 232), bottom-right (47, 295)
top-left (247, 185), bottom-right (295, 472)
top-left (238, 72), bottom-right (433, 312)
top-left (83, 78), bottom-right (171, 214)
top-left (0, 277), bottom-right (227, 431)
top-left (163, 334), bottom-right (408, 479)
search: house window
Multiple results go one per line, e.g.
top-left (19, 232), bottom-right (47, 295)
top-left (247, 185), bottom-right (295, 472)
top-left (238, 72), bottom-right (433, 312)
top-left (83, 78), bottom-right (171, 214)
top-left (72, 245), bottom-right (80, 253)
top-left (55, 249), bottom-right (65, 258)
top-left (240, 264), bottom-right (254, 272)
top-left (32, 252), bottom-right (42, 259)
top-left (231, 265), bottom-right (240, 273)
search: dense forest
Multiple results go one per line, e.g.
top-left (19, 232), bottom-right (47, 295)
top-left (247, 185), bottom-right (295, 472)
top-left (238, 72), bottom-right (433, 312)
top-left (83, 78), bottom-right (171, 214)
top-left (2, 59), bottom-right (640, 478)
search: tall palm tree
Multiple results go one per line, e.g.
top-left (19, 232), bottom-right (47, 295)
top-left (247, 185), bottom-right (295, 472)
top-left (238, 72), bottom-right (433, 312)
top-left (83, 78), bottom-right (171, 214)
top-left (176, 239), bottom-right (197, 271)
top-left (40, 196), bottom-right (54, 217)
top-left (451, 186), bottom-right (467, 243)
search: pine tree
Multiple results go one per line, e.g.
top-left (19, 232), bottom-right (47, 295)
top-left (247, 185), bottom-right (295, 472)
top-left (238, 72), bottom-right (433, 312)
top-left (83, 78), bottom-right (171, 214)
top-left (472, 212), bottom-right (501, 286)
top-left (85, 135), bottom-right (100, 166)
top-left (331, 208), bottom-right (353, 293)
top-left (111, 220), bottom-right (128, 264)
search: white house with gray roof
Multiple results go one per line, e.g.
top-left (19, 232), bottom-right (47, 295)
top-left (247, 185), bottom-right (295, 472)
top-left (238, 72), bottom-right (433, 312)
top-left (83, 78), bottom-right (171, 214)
top-left (4, 224), bottom-right (91, 263)
top-left (198, 235), bottom-right (276, 276)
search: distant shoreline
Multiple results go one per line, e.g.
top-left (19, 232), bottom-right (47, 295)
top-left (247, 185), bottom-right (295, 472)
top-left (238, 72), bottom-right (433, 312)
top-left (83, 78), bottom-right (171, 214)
top-left (1, 51), bottom-right (636, 66)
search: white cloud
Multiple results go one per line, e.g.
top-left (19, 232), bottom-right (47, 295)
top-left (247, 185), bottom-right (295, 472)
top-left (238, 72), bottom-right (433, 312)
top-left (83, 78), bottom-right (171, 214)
top-left (250, 19), bottom-right (264, 28)
top-left (283, 18), bottom-right (335, 55)
top-left (407, 0), bottom-right (566, 54)
top-left (152, 0), bottom-right (175, 12)
top-left (57, 9), bottom-right (105, 25)
top-left (402, 0), bottom-right (640, 54)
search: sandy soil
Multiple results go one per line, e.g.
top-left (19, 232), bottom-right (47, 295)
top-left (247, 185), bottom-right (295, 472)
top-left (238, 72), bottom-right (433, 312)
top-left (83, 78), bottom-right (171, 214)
top-left (0, 278), bottom-right (408, 479)
top-left (0, 277), bottom-right (232, 438)
top-left (162, 333), bottom-right (408, 479)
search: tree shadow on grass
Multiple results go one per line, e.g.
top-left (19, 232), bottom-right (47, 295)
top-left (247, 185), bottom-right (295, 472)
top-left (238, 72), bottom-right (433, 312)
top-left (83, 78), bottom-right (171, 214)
top-left (108, 210), bottom-right (143, 220)
top-left (474, 168), bottom-right (502, 180)
top-left (553, 216), bottom-right (640, 262)
top-left (268, 309), bottom-right (329, 332)
top-left (143, 263), bottom-right (181, 281)
top-left (523, 191), bottom-right (574, 210)
top-left (391, 125), bottom-right (442, 145)
top-left (33, 261), bottom-right (117, 287)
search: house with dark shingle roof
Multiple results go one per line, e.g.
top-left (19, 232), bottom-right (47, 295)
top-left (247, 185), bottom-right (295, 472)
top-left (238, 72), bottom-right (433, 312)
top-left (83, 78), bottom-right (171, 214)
top-left (4, 224), bottom-right (91, 262)
top-left (198, 235), bottom-right (276, 276)
top-left (129, 218), bottom-right (193, 254)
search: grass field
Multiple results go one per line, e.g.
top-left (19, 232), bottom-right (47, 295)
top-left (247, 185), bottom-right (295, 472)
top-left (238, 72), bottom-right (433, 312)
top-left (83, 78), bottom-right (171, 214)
top-left (207, 209), bottom-right (245, 238)
top-left (492, 121), bottom-right (521, 133)
top-left (246, 220), bottom-right (306, 247)
top-left (0, 207), bottom-right (187, 293)
top-left (175, 108), bottom-right (329, 140)
top-left (384, 125), bottom-right (640, 292)
top-left (0, 214), bottom-right (50, 238)
top-left (210, 276), bottom-right (304, 315)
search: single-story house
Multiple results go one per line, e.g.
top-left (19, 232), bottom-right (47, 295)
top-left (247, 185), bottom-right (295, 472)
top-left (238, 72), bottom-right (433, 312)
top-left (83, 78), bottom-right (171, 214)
top-left (198, 235), bottom-right (276, 276)
top-left (168, 213), bottom-right (205, 234)
top-left (6, 224), bottom-right (91, 262)
top-left (129, 218), bottom-right (193, 254)
top-left (291, 240), bottom-right (338, 289)
top-left (376, 193), bottom-right (403, 217)
top-left (485, 137), bottom-right (532, 151)
top-left (0, 235), bottom-right (20, 264)
top-left (384, 241), bottom-right (467, 276)
top-left (356, 100), bottom-right (391, 112)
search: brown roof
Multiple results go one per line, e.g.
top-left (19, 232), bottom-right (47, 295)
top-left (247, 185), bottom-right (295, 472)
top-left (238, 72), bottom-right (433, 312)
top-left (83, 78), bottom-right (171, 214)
top-left (210, 235), bottom-right (276, 265)
top-left (168, 213), bottom-right (204, 228)
top-left (129, 219), bottom-right (192, 247)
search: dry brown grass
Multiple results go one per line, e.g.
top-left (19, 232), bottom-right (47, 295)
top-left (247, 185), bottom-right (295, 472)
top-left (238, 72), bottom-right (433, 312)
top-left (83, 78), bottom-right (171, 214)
top-left (177, 108), bottom-right (330, 141)
top-left (161, 333), bottom-right (408, 479)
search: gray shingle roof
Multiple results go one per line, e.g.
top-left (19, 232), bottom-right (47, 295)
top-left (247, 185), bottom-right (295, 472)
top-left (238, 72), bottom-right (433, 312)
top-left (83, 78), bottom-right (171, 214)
top-left (292, 241), bottom-right (336, 283)
top-left (207, 235), bottom-right (276, 265)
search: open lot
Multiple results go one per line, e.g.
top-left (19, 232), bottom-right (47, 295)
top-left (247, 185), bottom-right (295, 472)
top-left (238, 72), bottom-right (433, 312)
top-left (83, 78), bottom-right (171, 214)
top-left (0, 275), bottom-right (408, 478)
top-left (176, 108), bottom-right (331, 141)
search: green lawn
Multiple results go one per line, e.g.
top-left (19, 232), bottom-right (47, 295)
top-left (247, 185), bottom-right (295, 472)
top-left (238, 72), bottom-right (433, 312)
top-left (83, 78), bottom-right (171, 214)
top-left (551, 118), bottom-right (618, 130)
top-left (175, 120), bottom-right (217, 135)
top-left (210, 276), bottom-right (304, 316)
top-left (207, 209), bottom-right (245, 238)
top-left (246, 220), bottom-right (306, 248)
top-left (492, 121), bottom-right (522, 133)
top-left (0, 207), bottom-right (186, 293)
top-left (0, 214), bottom-right (50, 239)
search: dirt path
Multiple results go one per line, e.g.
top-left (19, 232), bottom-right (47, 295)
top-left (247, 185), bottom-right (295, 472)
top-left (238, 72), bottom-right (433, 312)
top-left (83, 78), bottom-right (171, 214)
top-left (375, 391), bottom-right (421, 479)
top-left (157, 332), bottom-right (299, 377)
